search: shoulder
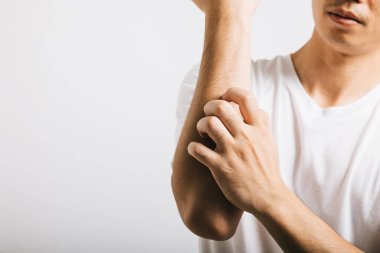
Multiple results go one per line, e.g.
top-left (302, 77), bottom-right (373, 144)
top-left (250, 54), bottom-right (294, 102)
top-left (251, 54), bottom-right (292, 83)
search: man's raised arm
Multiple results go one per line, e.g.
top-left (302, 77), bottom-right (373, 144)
top-left (171, 0), bottom-right (259, 241)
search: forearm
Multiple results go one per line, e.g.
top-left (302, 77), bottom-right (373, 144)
top-left (256, 188), bottom-right (364, 253)
top-left (172, 15), bottom-right (252, 240)
top-left (199, 15), bottom-right (252, 95)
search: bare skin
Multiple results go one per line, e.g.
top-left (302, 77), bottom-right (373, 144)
top-left (171, 0), bottom-right (256, 239)
top-left (172, 0), bottom-right (380, 251)
top-left (293, 0), bottom-right (380, 108)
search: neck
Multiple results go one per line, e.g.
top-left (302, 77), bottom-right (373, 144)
top-left (291, 29), bottom-right (380, 108)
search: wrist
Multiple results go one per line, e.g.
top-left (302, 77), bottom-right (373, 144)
top-left (205, 13), bottom-right (252, 31)
top-left (204, 14), bottom-right (252, 53)
top-left (203, 2), bottom-right (256, 22)
top-left (251, 184), bottom-right (297, 219)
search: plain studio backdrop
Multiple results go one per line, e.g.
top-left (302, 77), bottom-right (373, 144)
top-left (0, 0), bottom-right (312, 252)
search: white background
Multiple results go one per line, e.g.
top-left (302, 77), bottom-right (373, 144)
top-left (0, 0), bottom-right (313, 252)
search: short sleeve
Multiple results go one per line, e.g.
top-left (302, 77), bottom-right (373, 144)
top-left (174, 63), bottom-right (201, 145)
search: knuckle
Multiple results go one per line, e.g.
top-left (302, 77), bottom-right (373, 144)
top-left (206, 116), bottom-right (220, 130)
top-left (243, 93), bottom-right (256, 105)
top-left (192, 143), bottom-right (204, 157)
top-left (225, 87), bottom-right (239, 98)
top-left (215, 101), bottom-right (229, 115)
top-left (227, 87), bottom-right (237, 94)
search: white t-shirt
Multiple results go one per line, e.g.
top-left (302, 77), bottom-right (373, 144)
top-left (174, 54), bottom-right (380, 253)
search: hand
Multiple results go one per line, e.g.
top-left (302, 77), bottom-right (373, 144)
top-left (191, 0), bottom-right (260, 18)
top-left (187, 87), bottom-right (287, 215)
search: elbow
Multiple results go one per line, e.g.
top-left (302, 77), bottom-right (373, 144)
top-left (181, 208), bottom-right (239, 241)
top-left (171, 159), bottom-right (241, 241)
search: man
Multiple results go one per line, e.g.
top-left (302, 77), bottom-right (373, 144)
top-left (171, 0), bottom-right (380, 252)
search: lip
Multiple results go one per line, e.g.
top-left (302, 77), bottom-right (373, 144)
top-left (328, 9), bottom-right (364, 26)
top-left (328, 12), bottom-right (360, 26)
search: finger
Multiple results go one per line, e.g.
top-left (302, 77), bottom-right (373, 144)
top-left (187, 141), bottom-right (220, 169)
top-left (197, 116), bottom-right (234, 149)
top-left (221, 87), bottom-right (262, 125)
top-left (203, 100), bottom-right (244, 136)
top-left (229, 102), bottom-right (244, 121)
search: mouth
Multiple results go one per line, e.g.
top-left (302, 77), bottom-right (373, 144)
top-left (327, 10), bottom-right (365, 26)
